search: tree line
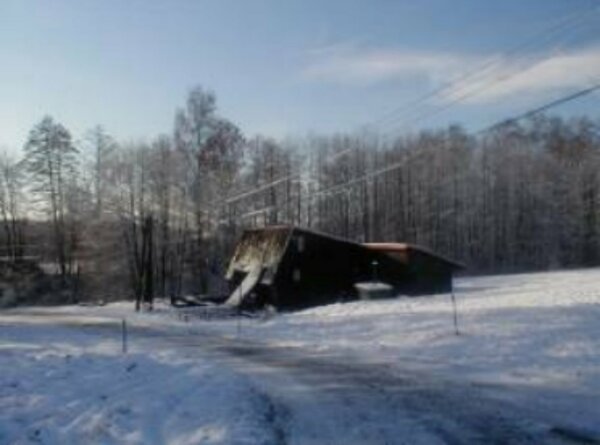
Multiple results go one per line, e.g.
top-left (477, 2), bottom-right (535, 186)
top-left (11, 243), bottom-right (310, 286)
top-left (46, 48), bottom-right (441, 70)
top-left (2, 85), bottom-right (599, 305)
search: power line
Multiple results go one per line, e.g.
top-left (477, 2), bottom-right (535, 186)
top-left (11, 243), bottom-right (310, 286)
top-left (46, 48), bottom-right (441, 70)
top-left (379, 17), bottom-right (598, 137)
top-left (213, 146), bottom-right (352, 208)
top-left (481, 80), bottom-right (600, 133)
top-left (367, 4), bottom-right (598, 132)
top-left (217, 38), bottom-right (570, 211)
top-left (222, 75), bottom-right (600, 219)
top-left (274, 79), bottom-right (600, 216)
top-left (209, 4), bottom-right (599, 213)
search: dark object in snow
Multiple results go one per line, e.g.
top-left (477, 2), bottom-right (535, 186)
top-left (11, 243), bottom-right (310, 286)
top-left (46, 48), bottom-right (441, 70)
top-left (550, 426), bottom-right (600, 444)
top-left (224, 225), bottom-right (463, 310)
top-left (126, 363), bottom-right (137, 372)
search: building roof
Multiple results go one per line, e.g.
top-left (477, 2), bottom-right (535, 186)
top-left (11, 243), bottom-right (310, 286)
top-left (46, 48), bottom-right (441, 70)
top-left (245, 225), bottom-right (363, 248)
top-left (239, 226), bottom-right (465, 269)
top-left (363, 242), bottom-right (465, 269)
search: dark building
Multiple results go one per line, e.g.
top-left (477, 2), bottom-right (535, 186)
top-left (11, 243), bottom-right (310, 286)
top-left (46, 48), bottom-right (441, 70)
top-left (224, 225), bottom-right (463, 310)
top-left (363, 243), bottom-right (463, 295)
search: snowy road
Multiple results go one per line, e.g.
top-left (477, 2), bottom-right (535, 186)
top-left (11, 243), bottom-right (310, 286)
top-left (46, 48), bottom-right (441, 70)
top-left (2, 311), bottom-right (595, 445)
top-left (142, 328), bottom-right (599, 445)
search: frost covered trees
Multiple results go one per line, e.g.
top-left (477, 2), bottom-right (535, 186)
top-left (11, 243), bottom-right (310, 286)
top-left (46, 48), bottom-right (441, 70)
top-left (22, 116), bottom-right (80, 285)
top-left (5, 88), bottom-right (600, 305)
top-left (0, 153), bottom-right (26, 262)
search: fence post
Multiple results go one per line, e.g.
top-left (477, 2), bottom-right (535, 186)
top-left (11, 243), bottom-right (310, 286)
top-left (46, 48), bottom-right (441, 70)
top-left (122, 318), bottom-right (128, 354)
top-left (450, 284), bottom-right (460, 336)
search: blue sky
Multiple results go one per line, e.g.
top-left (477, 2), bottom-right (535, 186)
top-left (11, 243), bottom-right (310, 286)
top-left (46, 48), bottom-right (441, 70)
top-left (1, 0), bottom-right (600, 151)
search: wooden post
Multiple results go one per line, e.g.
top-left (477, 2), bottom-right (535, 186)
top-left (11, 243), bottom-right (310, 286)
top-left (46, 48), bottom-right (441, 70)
top-left (236, 298), bottom-right (242, 338)
top-left (236, 282), bottom-right (242, 337)
top-left (122, 318), bottom-right (128, 354)
top-left (450, 283), bottom-right (460, 336)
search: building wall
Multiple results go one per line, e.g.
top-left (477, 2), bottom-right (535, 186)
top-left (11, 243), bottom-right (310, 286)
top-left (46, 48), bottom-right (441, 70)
top-left (404, 250), bottom-right (454, 294)
top-left (271, 229), bottom-right (433, 309)
top-left (273, 229), bottom-right (371, 308)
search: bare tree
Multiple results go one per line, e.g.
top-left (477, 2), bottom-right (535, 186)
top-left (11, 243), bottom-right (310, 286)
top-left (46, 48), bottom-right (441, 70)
top-left (0, 153), bottom-right (26, 262)
top-left (85, 125), bottom-right (116, 217)
top-left (22, 116), bottom-right (80, 284)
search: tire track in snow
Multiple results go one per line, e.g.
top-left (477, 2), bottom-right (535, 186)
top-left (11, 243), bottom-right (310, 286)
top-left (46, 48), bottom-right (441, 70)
top-left (256, 389), bottom-right (289, 445)
top-left (146, 330), bottom-right (582, 445)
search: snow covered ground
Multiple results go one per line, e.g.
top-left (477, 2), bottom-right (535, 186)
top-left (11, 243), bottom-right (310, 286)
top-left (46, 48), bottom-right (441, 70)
top-left (195, 267), bottom-right (600, 438)
top-left (1, 267), bottom-right (600, 444)
top-left (0, 324), bottom-right (286, 445)
top-left (226, 267), bottom-right (600, 390)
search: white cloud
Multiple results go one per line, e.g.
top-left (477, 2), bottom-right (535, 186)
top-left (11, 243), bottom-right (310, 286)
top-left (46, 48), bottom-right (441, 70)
top-left (458, 47), bottom-right (600, 103)
top-left (302, 45), bottom-right (472, 86)
top-left (302, 44), bottom-right (600, 104)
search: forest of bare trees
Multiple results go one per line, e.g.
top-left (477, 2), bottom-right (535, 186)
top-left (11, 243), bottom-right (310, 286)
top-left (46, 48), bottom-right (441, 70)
top-left (2, 85), bottom-right (600, 305)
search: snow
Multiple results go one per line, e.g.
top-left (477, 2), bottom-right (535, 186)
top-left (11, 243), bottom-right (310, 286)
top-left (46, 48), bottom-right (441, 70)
top-left (0, 324), bottom-right (283, 445)
top-left (228, 268), bottom-right (600, 381)
top-left (224, 265), bottom-right (261, 307)
top-left (353, 281), bottom-right (393, 291)
top-left (196, 267), bottom-right (600, 436)
top-left (1, 267), bottom-right (600, 443)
